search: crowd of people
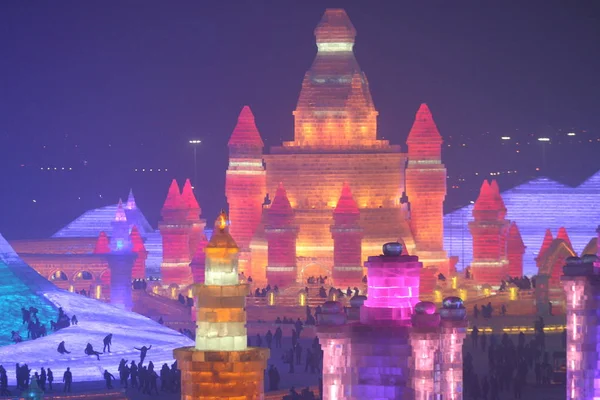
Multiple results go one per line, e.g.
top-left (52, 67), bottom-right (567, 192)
top-left (107, 358), bottom-right (181, 394)
top-left (306, 276), bottom-right (327, 285)
top-left (500, 276), bottom-right (535, 291)
top-left (465, 317), bottom-right (565, 400)
top-left (473, 302), bottom-right (505, 319)
top-left (11, 306), bottom-right (77, 344)
top-left (253, 284), bottom-right (280, 297)
top-left (0, 363), bottom-right (64, 395)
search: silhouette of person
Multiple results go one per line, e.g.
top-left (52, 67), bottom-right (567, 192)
top-left (57, 341), bottom-right (71, 354)
top-left (103, 370), bottom-right (115, 389)
top-left (71, 315), bottom-right (78, 325)
top-left (134, 345), bottom-right (152, 364)
top-left (47, 368), bottom-right (54, 391)
top-left (40, 367), bottom-right (47, 391)
top-left (63, 367), bottom-right (72, 392)
top-left (129, 361), bottom-right (138, 388)
top-left (103, 334), bottom-right (113, 353)
top-left (85, 343), bottom-right (101, 360)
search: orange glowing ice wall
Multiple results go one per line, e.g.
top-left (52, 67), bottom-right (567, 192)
top-left (159, 179), bottom-right (193, 285)
top-left (469, 180), bottom-right (510, 285)
top-left (181, 179), bottom-right (207, 262)
top-left (409, 301), bottom-right (441, 400)
top-left (331, 183), bottom-right (363, 287)
top-left (561, 254), bottom-right (600, 400)
top-left (130, 225), bottom-right (147, 279)
top-left (226, 106), bottom-right (266, 277)
top-left (174, 212), bottom-right (269, 399)
top-left (439, 297), bottom-right (468, 400)
top-left (265, 183), bottom-right (298, 286)
top-left (107, 199), bottom-right (136, 311)
top-left (405, 104), bottom-right (448, 276)
top-left (361, 242), bottom-right (422, 324)
top-left (507, 222), bottom-right (525, 278)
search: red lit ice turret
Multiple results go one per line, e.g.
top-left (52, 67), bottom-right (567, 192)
top-left (265, 183), bottom-right (298, 286)
top-left (94, 231), bottom-right (110, 254)
top-left (537, 229), bottom-right (554, 262)
top-left (330, 183), bottom-right (363, 287)
top-left (181, 178), bottom-right (207, 262)
top-left (225, 106), bottom-right (266, 277)
top-left (507, 222), bottom-right (525, 278)
top-left (469, 180), bottom-right (510, 285)
top-left (159, 179), bottom-right (192, 285)
top-left (189, 234), bottom-right (208, 284)
top-left (405, 104), bottom-right (449, 276)
top-left (557, 226), bottom-right (573, 250)
top-left (130, 225), bottom-right (147, 280)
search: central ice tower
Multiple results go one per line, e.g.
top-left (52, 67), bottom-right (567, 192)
top-left (224, 8), bottom-right (449, 288)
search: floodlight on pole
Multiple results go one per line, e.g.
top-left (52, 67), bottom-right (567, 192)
top-left (189, 140), bottom-right (202, 191)
top-left (537, 138), bottom-right (550, 169)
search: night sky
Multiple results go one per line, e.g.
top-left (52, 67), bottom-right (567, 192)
top-left (1, 1), bottom-right (599, 239)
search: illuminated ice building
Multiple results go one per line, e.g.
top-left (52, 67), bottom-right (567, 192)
top-left (317, 242), bottom-right (467, 400)
top-left (174, 211), bottom-right (269, 399)
top-left (10, 190), bottom-right (158, 296)
top-left (445, 170), bottom-right (600, 277)
top-left (226, 8), bottom-right (450, 289)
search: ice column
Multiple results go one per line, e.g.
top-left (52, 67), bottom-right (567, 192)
top-left (174, 211), bottom-right (269, 399)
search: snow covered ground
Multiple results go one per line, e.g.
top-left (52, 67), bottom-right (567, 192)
top-left (0, 290), bottom-right (193, 383)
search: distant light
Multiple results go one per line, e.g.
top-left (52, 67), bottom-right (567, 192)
top-left (567, 132), bottom-right (576, 136)
top-left (470, 201), bottom-right (475, 204)
top-left (189, 140), bottom-right (202, 144)
top-left (501, 136), bottom-right (511, 140)
top-left (538, 137), bottom-right (550, 142)
top-left (32, 199), bottom-right (36, 203)
top-left (536, 167), bottom-right (540, 171)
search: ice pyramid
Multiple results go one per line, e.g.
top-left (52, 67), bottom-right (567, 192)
top-left (0, 233), bottom-right (58, 346)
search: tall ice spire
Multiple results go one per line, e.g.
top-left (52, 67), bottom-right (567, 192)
top-left (290, 8), bottom-right (379, 148)
top-left (405, 103), bottom-right (448, 278)
top-left (125, 189), bottom-right (137, 210)
top-left (406, 103), bottom-right (443, 160)
top-left (226, 105), bottom-right (266, 278)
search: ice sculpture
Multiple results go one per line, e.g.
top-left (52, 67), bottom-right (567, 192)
top-left (174, 212), bottom-right (269, 399)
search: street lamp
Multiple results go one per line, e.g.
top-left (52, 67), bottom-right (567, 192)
top-left (189, 140), bottom-right (202, 190)
top-left (537, 137), bottom-right (550, 170)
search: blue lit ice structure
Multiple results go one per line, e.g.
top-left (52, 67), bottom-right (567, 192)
top-left (0, 234), bottom-right (193, 382)
top-left (0, 235), bottom-right (58, 346)
top-left (444, 172), bottom-right (600, 275)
